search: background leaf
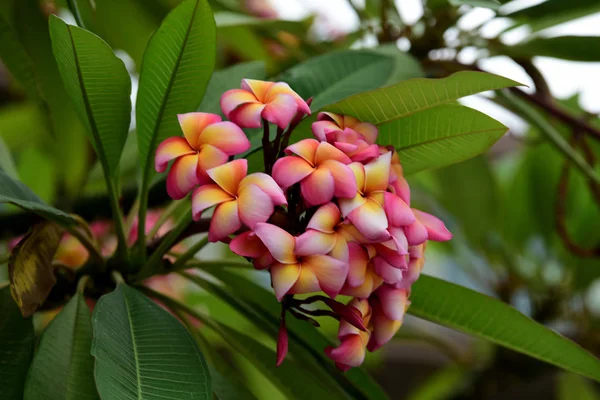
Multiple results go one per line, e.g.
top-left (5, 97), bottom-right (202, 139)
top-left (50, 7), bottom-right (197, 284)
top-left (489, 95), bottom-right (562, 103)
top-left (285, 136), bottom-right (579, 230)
top-left (409, 275), bottom-right (600, 382)
top-left (448, 0), bottom-right (500, 9)
top-left (24, 293), bottom-right (99, 400)
top-left (0, 286), bottom-right (34, 400)
top-left (505, 0), bottom-right (600, 32)
top-left (507, 36), bottom-right (600, 62)
top-left (558, 373), bottom-right (600, 400)
top-left (0, 136), bottom-right (18, 179)
top-left (91, 284), bottom-right (211, 399)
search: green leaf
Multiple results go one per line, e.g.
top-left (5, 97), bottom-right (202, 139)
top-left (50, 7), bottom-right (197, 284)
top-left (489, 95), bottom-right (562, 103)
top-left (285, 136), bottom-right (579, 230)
top-left (378, 104), bottom-right (507, 175)
top-left (323, 71), bottom-right (521, 125)
top-left (49, 16), bottom-right (131, 180)
top-left (0, 170), bottom-right (76, 226)
top-left (0, 286), bottom-right (34, 400)
top-left (16, 146), bottom-right (57, 204)
top-left (136, 0), bottom-right (216, 240)
top-left (209, 365), bottom-right (258, 400)
top-left (91, 284), bottom-right (211, 399)
top-left (406, 365), bottom-right (466, 400)
top-left (409, 275), bottom-right (600, 382)
top-left (505, 0), bottom-right (600, 32)
top-left (558, 373), bottom-right (600, 400)
top-left (507, 36), bottom-right (600, 62)
top-left (66, 0), bottom-right (97, 31)
top-left (0, 14), bottom-right (39, 99)
top-left (449, 0), bottom-right (500, 9)
top-left (24, 293), bottom-right (99, 400)
top-left (9, 221), bottom-right (62, 317)
top-left (198, 61), bottom-right (266, 115)
top-left (0, 136), bottom-right (18, 179)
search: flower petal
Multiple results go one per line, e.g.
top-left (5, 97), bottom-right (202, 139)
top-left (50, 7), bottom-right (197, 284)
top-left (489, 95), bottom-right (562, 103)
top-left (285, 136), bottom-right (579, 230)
top-left (348, 162), bottom-right (366, 193)
top-left (197, 122), bottom-right (251, 155)
top-left (320, 160), bottom-right (357, 199)
top-left (364, 151), bottom-right (391, 193)
top-left (242, 79), bottom-right (273, 102)
top-left (338, 298), bottom-right (371, 337)
top-left (262, 93), bottom-right (298, 129)
top-left (306, 202), bottom-right (341, 233)
top-left (290, 266), bottom-right (320, 295)
top-left (329, 235), bottom-right (349, 262)
top-left (272, 156), bottom-right (314, 189)
top-left (285, 138), bottom-right (319, 164)
top-left (353, 122), bottom-right (378, 144)
top-left (207, 159), bottom-right (248, 196)
top-left (221, 89), bottom-right (258, 118)
top-left (295, 230), bottom-right (336, 256)
top-left (338, 193), bottom-right (367, 218)
top-left (166, 153), bottom-right (200, 200)
top-left (155, 137), bottom-right (195, 173)
top-left (265, 82), bottom-right (311, 115)
top-left (270, 262), bottom-right (301, 301)
top-left (346, 243), bottom-right (369, 288)
top-left (254, 223), bottom-right (297, 264)
top-left (196, 144), bottom-right (229, 186)
top-left (347, 198), bottom-right (389, 242)
top-left (240, 173), bottom-right (287, 206)
top-left (325, 335), bottom-right (366, 368)
top-left (191, 184), bottom-right (234, 221)
top-left (384, 192), bottom-right (415, 227)
top-left (413, 209), bottom-right (453, 242)
top-left (178, 113), bottom-right (222, 149)
top-left (208, 200), bottom-right (242, 242)
top-left (238, 184), bottom-right (274, 229)
top-left (317, 111), bottom-right (344, 126)
top-left (229, 231), bottom-right (263, 258)
top-left (368, 301), bottom-right (402, 352)
top-left (405, 218), bottom-right (428, 246)
top-left (314, 142), bottom-right (352, 165)
top-left (229, 102), bottom-right (266, 128)
top-left (376, 286), bottom-right (409, 321)
top-left (311, 120), bottom-right (342, 142)
top-left (300, 167), bottom-right (335, 206)
top-left (304, 255), bottom-right (348, 298)
top-left (373, 257), bottom-right (403, 285)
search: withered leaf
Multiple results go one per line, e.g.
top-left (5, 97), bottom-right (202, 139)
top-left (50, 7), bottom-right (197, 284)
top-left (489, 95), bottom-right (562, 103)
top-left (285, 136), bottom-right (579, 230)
top-left (9, 221), bottom-right (62, 317)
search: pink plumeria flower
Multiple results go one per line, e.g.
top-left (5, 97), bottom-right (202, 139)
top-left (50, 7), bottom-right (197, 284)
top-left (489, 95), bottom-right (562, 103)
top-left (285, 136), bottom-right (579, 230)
top-left (272, 138), bottom-right (357, 206)
top-left (304, 202), bottom-right (353, 262)
top-left (253, 223), bottom-right (348, 300)
top-left (388, 149), bottom-right (411, 205)
top-left (394, 244), bottom-right (426, 290)
top-left (229, 230), bottom-right (274, 269)
top-left (221, 79), bottom-right (311, 129)
top-left (155, 113), bottom-right (251, 199)
top-left (312, 112), bottom-right (380, 163)
top-left (191, 159), bottom-right (286, 242)
top-left (339, 152), bottom-right (393, 242)
top-left (340, 243), bottom-right (384, 299)
top-left (405, 209), bottom-right (453, 246)
top-left (325, 299), bottom-right (372, 371)
top-left (367, 288), bottom-right (409, 352)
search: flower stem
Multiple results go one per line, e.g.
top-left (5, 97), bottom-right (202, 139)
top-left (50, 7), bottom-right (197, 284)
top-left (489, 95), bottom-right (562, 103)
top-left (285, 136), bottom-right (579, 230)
top-left (262, 119), bottom-right (274, 174)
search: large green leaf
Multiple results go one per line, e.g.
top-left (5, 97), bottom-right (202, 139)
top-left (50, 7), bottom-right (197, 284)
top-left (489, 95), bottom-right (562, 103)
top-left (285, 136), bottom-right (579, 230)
top-left (0, 286), bottom-right (34, 400)
top-left (409, 275), bottom-right (600, 382)
top-left (505, 0), bottom-right (600, 32)
top-left (0, 170), bottom-right (75, 226)
top-left (449, 0), bottom-right (500, 9)
top-left (136, 0), bottom-right (216, 238)
top-left (24, 293), bottom-right (98, 400)
top-left (0, 136), bottom-right (18, 179)
top-left (49, 16), bottom-right (131, 179)
top-left (323, 71), bottom-right (521, 125)
top-left (508, 36), bottom-right (600, 62)
top-left (91, 284), bottom-right (211, 399)
top-left (558, 373), bottom-right (600, 400)
top-left (378, 104), bottom-right (507, 175)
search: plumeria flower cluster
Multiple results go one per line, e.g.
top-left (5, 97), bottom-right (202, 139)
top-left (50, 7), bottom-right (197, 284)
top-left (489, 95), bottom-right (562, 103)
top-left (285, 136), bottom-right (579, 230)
top-left (155, 79), bottom-right (452, 371)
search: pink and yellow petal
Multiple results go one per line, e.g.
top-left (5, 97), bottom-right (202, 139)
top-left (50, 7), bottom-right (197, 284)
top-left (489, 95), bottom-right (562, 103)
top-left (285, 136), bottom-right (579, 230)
top-left (384, 192), bottom-right (415, 227)
top-left (347, 199), bottom-right (389, 242)
top-left (325, 335), bottom-right (366, 368)
top-left (242, 79), bottom-right (273, 102)
top-left (220, 89), bottom-right (258, 117)
top-left (207, 159), bottom-right (248, 197)
top-left (166, 153), bottom-right (200, 200)
top-left (265, 82), bottom-right (311, 115)
top-left (319, 160), bottom-right (357, 199)
top-left (191, 184), bottom-right (234, 220)
top-left (155, 137), bottom-right (195, 173)
top-left (353, 122), bottom-right (378, 144)
top-left (338, 194), bottom-right (367, 218)
top-left (346, 242), bottom-right (369, 287)
top-left (295, 230), bottom-right (336, 256)
top-left (300, 167), bottom-right (335, 206)
top-left (311, 120), bottom-right (342, 142)
top-left (197, 121), bottom-right (251, 155)
top-left (238, 184), bottom-right (275, 229)
top-left (306, 202), bottom-right (341, 233)
top-left (177, 112), bottom-right (222, 149)
top-left (304, 255), bottom-right (348, 298)
top-left (376, 286), bottom-right (409, 321)
top-left (270, 262), bottom-right (301, 300)
top-left (229, 231), bottom-right (264, 258)
top-left (196, 144), bottom-right (229, 185)
top-left (240, 173), bottom-right (286, 206)
top-left (272, 156), bottom-right (314, 189)
top-left (208, 200), bottom-right (242, 242)
top-left (405, 218), bottom-right (429, 246)
top-left (229, 102), bottom-right (266, 128)
top-left (373, 257), bottom-right (403, 285)
top-left (254, 223), bottom-right (297, 264)
top-left (413, 209), bottom-right (452, 242)
top-left (314, 142), bottom-right (352, 165)
top-left (364, 151), bottom-right (391, 193)
top-left (285, 138), bottom-right (319, 164)
top-left (262, 93), bottom-right (298, 129)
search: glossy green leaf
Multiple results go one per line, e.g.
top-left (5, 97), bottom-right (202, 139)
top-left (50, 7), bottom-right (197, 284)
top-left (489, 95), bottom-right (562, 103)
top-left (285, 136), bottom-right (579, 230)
top-left (505, 0), bottom-right (600, 32)
top-left (49, 16), bottom-right (131, 179)
top-left (378, 104), bottom-right (507, 175)
top-left (0, 14), bottom-right (39, 99)
top-left (136, 0), bottom-right (216, 237)
top-left (66, 0), bottom-right (97, 31)
top-left (409, 275), bottom-right (600, 382)
top-left (0, 286), bottom-right (34, 400)
top-left (508, 36), bottom-right (600, 62)
top-left (323, 71), bottom-right (521, 125)
top-left (0, 170), bottom-right (76, 226)
top-left (91, 284), bottom-right (211, 399)
top-left (0, 136), bottom-right (18, 179)
top-left (24, 293), bottom-right (99, 400)
top-left (449, 0), bottom-right (500, 9)
top-left (558, 373), bottom-right (600, 400)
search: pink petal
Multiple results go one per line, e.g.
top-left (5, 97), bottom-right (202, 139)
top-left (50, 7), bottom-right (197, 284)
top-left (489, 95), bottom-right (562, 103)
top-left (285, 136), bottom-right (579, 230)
top-left (229, 102), bottom-right (266, 128)
top-left (220, 89), bottom-right (258, 118)
top-left (285, 138), bottom-right (319, 165)
top-left (242, 79), bottom-right (273, 102)
top-left (304, 254), bottom-right (348, 298)
top-left (376, 286), bottom-right (409, 321)
top-left (368, 308), bottom-right (402, 352)
top-left (238, 184), bottom-right (274, 229)
top-left (353, 122), bottom-right (378, 144)
top-left (325, 335), bottom-right (366, 368)
top-left (270, 262), bottom-right (301, 300)
top-left (177, 113), bottom-right (222, 149)
top-left (265, 82), bottom-right (311, 115)
top-left (314, 142), bottom-right (352, 165)
top-left (413, 209), bottom-right (452, 242)
top-left (295, 230), bottom-right (336, 257)
top-left (346, 243), bottom-right (369, 288)
top-left (276, 319), bottom-right (288, 367)
top-left (191, 184), bottom-right (234, 220)
top-left (374, 241), bottom-right (408, 269)
top-left (306, 202), bottom-right (341, 233)
top-left (317, 111), bottom-right (344, 126)
top-left (338, 194), bottom-right (367, 218)
top-left (329, 235), bottom-right (349, 263)
top-left (208, 200), bottom-right (242, 242)
top-left (384, 192), bottom-right (415, 227)
top-left (338, 298), bottom-right (371, 337)
top-left (196, 144), bottom-right (229, 186)
top-left (389, 227), bottom-right (409, 255)
top-left (364, 151), bottom-right (391, 194)
top-left (405, 219), bottom-right (428, 246)
top-left (311, 120), bottom-right (341, 142)
top-left (166, 153), bottom-right (200, 200)
top-left (348, 162), bottom-right (366, 193)
top-left (229, 231), bottom-right (263, 258)
top-left (373, 257), bottom-right (403, 285)
top-left (320, 160), bottom-right (357, 199)
top-left (397, 256), bottom-right (424, 290)
top-left (239, 173), bottom-right (287, 206)
top-left (155, 137), bottom-right (195, 173)
top-left (391, 176), bottom-right (411, 205)
top-left (207, 159), bottom-right (248, 196)
top-left (262, 93), bottom-right (298, 129)
top-left (272, 156), bottom-right (314, 189)
top-left (350, 144), bottom-right (380, 163)
top-left (253, 223), bottom-right (297, 264)
top-left (347, 198), bottom-right (390, 242)
top-left (300, 167), bottom-right (335, 206)
top-left (197, 122), bottom-right (251, 155)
